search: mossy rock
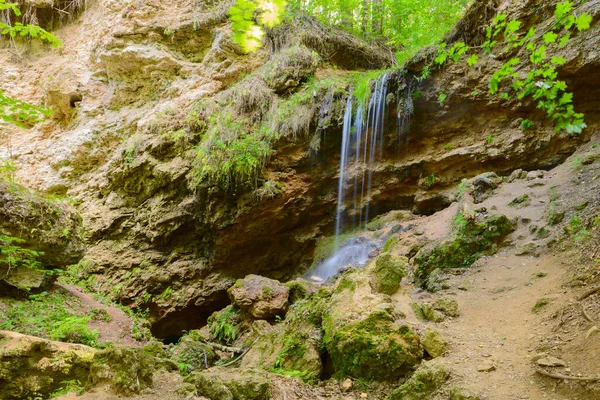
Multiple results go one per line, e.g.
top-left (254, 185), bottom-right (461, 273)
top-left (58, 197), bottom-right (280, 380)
top-left (89, 346), bottom-right (156, 395)
top-left (386, 361), bottom-right (450, 400)
top-left (414, 214), bottom-right (515, 288)
top-left (0, 330), bottom-right (95, 400)
top-left (324, 310), bottom-right (422, 381)
top-left (261, 45), bottom-right (321, 93)
top-left (421, 327), bottom-right (448, 358)
top-left (372, 253), bottom-right (408, 295)
top-left (184, 367), bottom-right (271, 400)
top-left (208, 305), bottom-right (250, 345)
top-left (285, 279), bottom-right (311, 304)
top-left (450, 386), bottom-right (482, 400)
top-left (228, 275), bottom-right (289, 320)
top-left (433, 298), bottom-right (460, 317)
top-left (546, 206), bottom-right (565, 225)
top-left (411, 303), bottom-right (444, 323)
top-left (171, 336), bottom-right (217, 374)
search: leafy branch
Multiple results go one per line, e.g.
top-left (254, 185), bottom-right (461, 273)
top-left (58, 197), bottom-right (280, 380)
top-left (433, 1), bottom-right (592, 134)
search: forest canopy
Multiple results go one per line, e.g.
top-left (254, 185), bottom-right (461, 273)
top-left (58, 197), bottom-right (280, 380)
top-left (230, 0), bottom-right (470, 61)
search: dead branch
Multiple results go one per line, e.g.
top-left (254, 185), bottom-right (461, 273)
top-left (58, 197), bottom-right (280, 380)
top-left (203, 342), bottom-right (243, 353)
top-left (536, 368), bottom-right (600, 382)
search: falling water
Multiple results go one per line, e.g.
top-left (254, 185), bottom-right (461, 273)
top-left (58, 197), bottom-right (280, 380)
top-left (310, 74), bottom-right (392, 281)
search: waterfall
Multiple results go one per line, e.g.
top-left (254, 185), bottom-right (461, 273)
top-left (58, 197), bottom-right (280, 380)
top-left (310, 73), bottom-right (391, 281)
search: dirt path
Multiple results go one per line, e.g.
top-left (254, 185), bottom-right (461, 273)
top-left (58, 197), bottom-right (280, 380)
top-left (56, 282), bottom-right (142, 346)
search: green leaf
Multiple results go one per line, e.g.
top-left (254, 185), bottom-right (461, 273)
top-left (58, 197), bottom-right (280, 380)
top-left (551, 56), bottom-right (566, 66)
top-left (466, 54), bottom-right (478, 67)
top-left (576, 13), bottom-right (592, 31)
top-left (543, 31), bottom-right (558, 44)
top-left (559, 92), bottom-right (573, 105)
top-left (559, 32), bottom-right (571, 47)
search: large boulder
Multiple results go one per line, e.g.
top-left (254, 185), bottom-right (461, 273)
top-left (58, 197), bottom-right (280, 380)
top-left (183, 367), bottom-right (271, 400)
top-left (228, 275), bottom-right (290, 319)
top-left (0, 330), bottom-right (95, 400)
top-left (323, 271), bottom-right (423, 381)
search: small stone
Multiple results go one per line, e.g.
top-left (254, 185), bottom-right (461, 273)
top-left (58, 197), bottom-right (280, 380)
top-left (477, 360), bottom-right (496, 372)
top-left (360, 393), bottom-right (368, 398)
top-left (341, 378), bottom-right (353, 393)
top-left (585, 326), bottom-right (599, 339)
top-left (536, 356), bottom-right (566, 367)
top-left (310, 276), bottom-right (323, 283)
top-left (421, 327), bottom-right (449, 358)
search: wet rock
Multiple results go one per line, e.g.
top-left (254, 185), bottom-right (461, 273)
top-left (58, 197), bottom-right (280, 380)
top-left (184, 367), bottom-right (271, 400)
top-left (414, 214), bottom-right (515, 288)
top-left (372, 252), bottom-right (408, 295)
top-left (229, 275), bottom-right (290, 319)
top-left (0, 331), bottom-right (95, 400)
top-left (90, 346), bottom-right (157, 395)
top-left (386, 360), bottom-right (449, 400)
top-left (323, 271), bottom-right (423, 381)
top-left (421, 327), bottom-right (448, 358)
top-left (433, 297), bottom-right (460, 317)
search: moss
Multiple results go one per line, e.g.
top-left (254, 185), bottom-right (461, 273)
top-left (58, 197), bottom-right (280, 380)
top-left (386, 361), bottom-right (450, 400)
top-left (411, 303), bottom-right (444, 323)
top-left (383, 234), bottom-right (400, 252)
top-left (421, 327), bottom-right (448, 358)
top-left (414, 214), bottom-right (515, 288)
top-left (532, 297), bottom-right (551, 314)
top-left (285, 280), bottom-right (310, 304)
top-left (336, 272), bottom-right (358, 293)
top-left (171, 336), bottom-right (217, 375)
top-left (546, 205), bottom-right (565, 225)
top-left (450, 386), bottom-right (482, 400)
top-left (433, 298), bottom-right (460, 317)
top-left (184, 367), bottom-right (271, 400)
top-left (324, 310), bottom-right (422, 381)
top-left (373, 252), bottom-right (407, 294)
top-left (508, 194), bottom-right (530, 208)
top-left (262, 286), bottom-right (274, 298)
top-left (89, 346), bottom-right (156, 395)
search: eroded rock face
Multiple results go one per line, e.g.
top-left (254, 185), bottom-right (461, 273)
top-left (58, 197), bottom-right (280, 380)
top-left (0, 330), bottom-right (95, 400)
top-left (229, 275), bottom-right (290, 320)
top-left (89, 346), bottom-right (156, 395)
top-left (2, 0), bottom-right (599, 336)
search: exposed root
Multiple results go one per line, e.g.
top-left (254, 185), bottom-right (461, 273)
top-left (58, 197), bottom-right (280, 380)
top-left (536, 368), bottom-right (600, 382)
top-left (581, 302), bottom-right (594, 323)
top-left (203, 341), bottom-right (243, 354)
top-left (577, 285), bottom-right (600, 301)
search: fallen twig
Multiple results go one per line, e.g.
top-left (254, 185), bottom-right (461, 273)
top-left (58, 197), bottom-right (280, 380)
top-left (535, 368), bottom-right (600, 382)
top-left (218, 338), bottom-right (260, 368)
top-left (203, 342), bottom-right (244, 353)
top-left (577, 285), bottom-right (600, 301)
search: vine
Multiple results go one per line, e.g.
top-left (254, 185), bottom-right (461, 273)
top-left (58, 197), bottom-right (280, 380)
top-left (434, 1), bottom-right (592, 134)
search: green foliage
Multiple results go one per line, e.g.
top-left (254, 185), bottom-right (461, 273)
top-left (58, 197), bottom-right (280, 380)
top-left (435, 1), bottom-right (592, 133)
top-left (457, 179), bottom-right (472, 199)
top-left (229, 0), bottom-right (287, 53)
top-left (0, 290), bottom-right (98, 346)
top-left (0, 0), bottom-right (61, 126)
top-left (0, 235), bottom-right (43, 275)
top-left (208, 305), bottom-right (242, 344)
top-left (49, 380), bottom-right (84, 398)
top-left (570, 155), bottom-right (584, 171)
top-left (437, 92), bottom-right (447, 107)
